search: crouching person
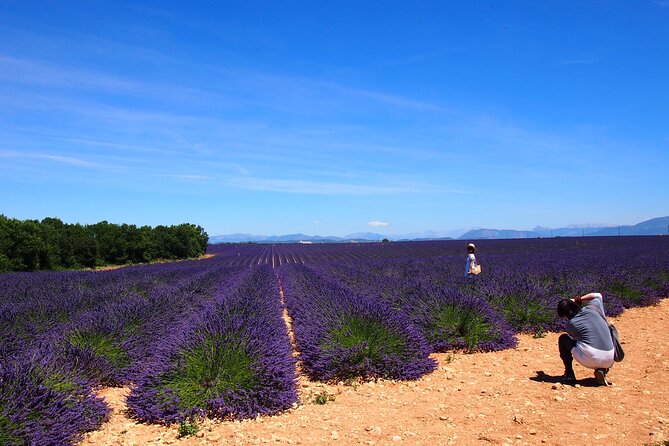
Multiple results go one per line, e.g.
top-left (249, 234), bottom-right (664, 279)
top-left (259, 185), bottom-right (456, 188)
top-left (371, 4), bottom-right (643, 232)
top-left (556, 292), bottom-right (614, 386)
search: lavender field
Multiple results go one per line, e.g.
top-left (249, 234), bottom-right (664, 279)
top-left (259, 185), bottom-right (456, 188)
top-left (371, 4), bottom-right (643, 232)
top-left (2, 236), bottom-right (669, 445)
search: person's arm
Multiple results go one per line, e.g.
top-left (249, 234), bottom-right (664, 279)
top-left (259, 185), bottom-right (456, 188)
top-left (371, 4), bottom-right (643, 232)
top-left (572, 292), bottom-right (602, 305)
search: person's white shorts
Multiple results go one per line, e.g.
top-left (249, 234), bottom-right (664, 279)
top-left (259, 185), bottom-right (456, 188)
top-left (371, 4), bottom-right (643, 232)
top-left (572, 342), bottom-right (615, 369)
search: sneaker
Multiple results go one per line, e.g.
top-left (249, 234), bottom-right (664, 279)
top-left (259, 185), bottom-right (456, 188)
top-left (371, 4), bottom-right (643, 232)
top-left (594, 368), bottom-right (609, 386)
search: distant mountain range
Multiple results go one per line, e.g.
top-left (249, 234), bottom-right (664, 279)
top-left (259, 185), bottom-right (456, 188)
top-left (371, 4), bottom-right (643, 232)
top-left (458, 216), bottom-right (669, 240)
top-left (209, 216), bottom-right (669, 244)
top-left (208, 232), bottom-right (417, 244)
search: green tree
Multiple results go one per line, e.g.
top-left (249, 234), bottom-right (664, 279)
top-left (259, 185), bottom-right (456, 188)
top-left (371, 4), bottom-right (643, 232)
top-left (90, 221), bottom-right (126, 265)
top-left (40, 217), bottom-right (66, 269)
top-left (66, 223), bottom-right (98, 268)
top-left (0, 215), bottom-right (208, 271)
top-left (12, 219), bottom-right (45, 271)
top-left (174, 223), bottom-right (208, 258)
top-left (151, 225), bottom-right (178, 260)
top-left (0, 215), bottom-right (19, 272)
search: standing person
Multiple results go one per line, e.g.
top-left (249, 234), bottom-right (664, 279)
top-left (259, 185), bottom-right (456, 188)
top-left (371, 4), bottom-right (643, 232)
top-left (464, 243), bottom-right (478, 279)
top-left (556, 292), bottom-right (615, 386)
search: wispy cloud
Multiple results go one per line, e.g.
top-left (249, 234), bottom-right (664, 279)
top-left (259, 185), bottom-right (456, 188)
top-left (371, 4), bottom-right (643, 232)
top-left (0, 149), bottom-right (100, 168)
top-left (332, 84), bottom-right (445, 111)
top-left (557, 58), bottom-right (600, 66)
top-left (229, 177), bottom-right (416, 195)
top-left (0, 55), bottom-right (136, 91)
top-left (223, 68), bottom-right (446, 114)
top-left (227, 175), bottom-right (467, 196)
top-left (0, 55), bottom-right (243, 113)
top-left (48, 136), bottom-right (179, 155)
top-left (368, 220), bottom-right (389, 227)
top-left (164, 174), bottom-right (212, 181)
top-left (0, 89), bottom-right (212, 129)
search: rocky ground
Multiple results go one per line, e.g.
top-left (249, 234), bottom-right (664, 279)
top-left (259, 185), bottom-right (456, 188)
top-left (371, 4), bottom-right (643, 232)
top-left (81, 298), bottom-right (669, 446)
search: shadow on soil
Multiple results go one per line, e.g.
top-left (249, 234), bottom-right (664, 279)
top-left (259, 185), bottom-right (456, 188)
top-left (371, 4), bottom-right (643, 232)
top-left (530, 370), bottom-right (609, 388)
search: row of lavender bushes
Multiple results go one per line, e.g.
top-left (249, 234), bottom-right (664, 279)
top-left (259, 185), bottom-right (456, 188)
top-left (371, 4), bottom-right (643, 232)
top-left (127, 265), bottom-right (298, 423)
top-left (315, 263), bottom-right (518, 352)
top-left (1, 261), bottom-right (233, 445)
top-left (2, 263), bottom-right (244, 382)
top-left (317, 260), bottom-right (574, 339)
top-left (315, 240), bottom-right (669, 341)
top-left (278, 264), bottom-right (437, 381)
top-left (207, 235), bottom-right (669, 268)
top-left (1, 259), bottom-right (300, 444)
top-left (0, 349), bottom-right (109, 446)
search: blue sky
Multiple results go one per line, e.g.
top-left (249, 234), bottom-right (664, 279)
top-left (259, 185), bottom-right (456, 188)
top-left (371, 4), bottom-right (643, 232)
top-left (1, 1), bottom-right (668, 237)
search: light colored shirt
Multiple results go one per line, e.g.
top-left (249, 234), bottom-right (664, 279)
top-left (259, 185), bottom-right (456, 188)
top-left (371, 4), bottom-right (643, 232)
top-left (465, 253), bottom-right (476, 277)
top-left (566, 294), bottom-right (615, 369)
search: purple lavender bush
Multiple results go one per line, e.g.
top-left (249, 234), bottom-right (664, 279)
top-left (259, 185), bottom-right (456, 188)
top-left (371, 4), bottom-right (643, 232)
top-left (57, 265), bottom-right (247, 386)
top-left (595, 254), bottom-right (665, 308)
top-left (0, 349), bottom-right (109, 446)
top-left (278, 264), bottom-right (436, 382)
top-left (467, 272), bottom-right (562, 333)
top-left (127, 266), bottom-right (298, 424)
top-left (404, 283), bottom-right (517, 352)
top-left (62, 303), bottom-right (138, 387)
top-left (0, 260), bottom-right (251, 441)
top-left (319, 262), bottom-right (516, 352)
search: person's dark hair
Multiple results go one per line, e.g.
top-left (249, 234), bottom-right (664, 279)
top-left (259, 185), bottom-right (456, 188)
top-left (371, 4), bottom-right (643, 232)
top-left (557, 299), bottom-right (580, 320)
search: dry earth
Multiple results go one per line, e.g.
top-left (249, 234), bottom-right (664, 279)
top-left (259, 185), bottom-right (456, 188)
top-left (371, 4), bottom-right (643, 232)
top-left (81, 298), bottom-right (669, 446)
top-left (93, 254), bottom-right (216, 271)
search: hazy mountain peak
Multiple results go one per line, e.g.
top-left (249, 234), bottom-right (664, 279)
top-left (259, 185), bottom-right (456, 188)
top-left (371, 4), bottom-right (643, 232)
top-left (209, 216), bottom-right (668, 243)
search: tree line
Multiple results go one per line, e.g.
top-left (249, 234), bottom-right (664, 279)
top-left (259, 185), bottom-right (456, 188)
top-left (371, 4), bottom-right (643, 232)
top-left (0, 215), bottom-right (209, 272)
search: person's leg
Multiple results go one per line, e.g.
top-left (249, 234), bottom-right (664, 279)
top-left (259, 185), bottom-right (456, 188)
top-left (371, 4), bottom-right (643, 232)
top-left (558, 334), bottom-right (577, 379)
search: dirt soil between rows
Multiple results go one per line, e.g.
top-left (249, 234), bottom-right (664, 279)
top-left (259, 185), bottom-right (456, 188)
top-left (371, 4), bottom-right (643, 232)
top-left (81, 298), bottom-right (669, 446)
